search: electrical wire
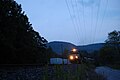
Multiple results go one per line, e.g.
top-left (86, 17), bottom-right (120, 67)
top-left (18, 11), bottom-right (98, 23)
top-left (90, 3), bottom-right (93, 44)
top-left (70, 0), bottom-right (81, 42)
top-left (74, 0), bottom-right (83, 44)
top-left (93, 0), bottom-right (101, 43)
top-left (99, 0), bottom-right (108, 35)
top-left (81, 0), bottom-right (86, 45)
top-left (65, 0), bottom-right (80, 42)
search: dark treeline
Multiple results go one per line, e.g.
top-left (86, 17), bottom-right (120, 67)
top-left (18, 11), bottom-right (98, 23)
top-left (0, 0), bottom-right (49, 64)
top-left (99, 30), bottom-right (120, 65)
top-left (79, 30), bottom-right (120, 66)
top-left (96, 30), bottom-right (119, 66)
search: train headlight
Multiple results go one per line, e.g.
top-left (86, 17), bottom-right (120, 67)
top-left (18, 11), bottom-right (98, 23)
top-left (72, 48), bottom-right (77, 52)
top-left (75, 56), bottom-right (78, 59)
top-left (69, 55), bottom-right (74, 60)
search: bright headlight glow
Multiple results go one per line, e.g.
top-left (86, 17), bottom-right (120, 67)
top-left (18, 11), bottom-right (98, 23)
top-left (69, 55), bottom-right (74, 60)
top-left (75, 56), bottom-right (78, 59)
top-left (72, 48), bottom-right (77, 52)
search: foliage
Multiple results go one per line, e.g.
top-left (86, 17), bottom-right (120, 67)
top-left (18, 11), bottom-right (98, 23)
top-left (99, 46), bottom-right (117, 64)
top-left (99, 30), bottom-right (120, 65)
top-left (105, 30), bottom-right (120, 44)
top-left (0, 0), bottom-right (48, 64)
top-left (42, 64), bottom-right (106, 80)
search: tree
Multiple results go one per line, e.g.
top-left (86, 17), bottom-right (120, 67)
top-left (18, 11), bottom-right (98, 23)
top-left (105, 30), bottom-right (120, 53)
top-left (105, 30), bottom-right (120, 43)
top-left (99, 30), bottom-right (120, 65)
top-left (0, 0), bottom-right (48, 64)
top-left (99, 46), bottom-right (117, 64)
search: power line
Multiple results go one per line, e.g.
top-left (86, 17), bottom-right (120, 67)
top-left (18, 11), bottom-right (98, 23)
top-left (74, 0), bottom-right (86, 45)
top-left (71, 0), bottom-right (83, 44)
top-left (70, 0), bottom-right (81, 42)
top-left (90, 3), bottom-right (93, 44)
top-left (93, 0), bottom-right (101, 43)
top-left (81, 0), bottom-right (86, 45)
top-left (65, 0), bottom-right (80, 42)
top-left (99, 0), bottom-right (108, 35)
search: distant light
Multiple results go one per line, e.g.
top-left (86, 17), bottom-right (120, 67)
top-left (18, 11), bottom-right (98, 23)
top-left (75, 56), bottom-right (78, 59)
top-left (72, 48), bottom-right (77, 52)
top-left (69, 55), bottom-right (74, 60)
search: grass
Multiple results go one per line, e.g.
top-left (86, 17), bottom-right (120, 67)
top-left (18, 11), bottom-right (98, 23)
top-left (0, 63), bottom-right (106, 80)
top-left (42, 63), bottom-right (106, 80)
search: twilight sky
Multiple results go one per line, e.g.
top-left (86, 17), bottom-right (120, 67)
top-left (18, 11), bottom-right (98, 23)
top-left (16, 0), bottom-right (120, 45)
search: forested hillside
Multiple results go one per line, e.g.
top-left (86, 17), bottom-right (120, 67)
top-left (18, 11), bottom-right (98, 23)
top-left (0, 0), bottom-right (49, 64)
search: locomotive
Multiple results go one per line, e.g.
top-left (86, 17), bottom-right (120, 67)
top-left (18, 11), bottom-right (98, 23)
top-left (68, 48), bottom-right (81, 64)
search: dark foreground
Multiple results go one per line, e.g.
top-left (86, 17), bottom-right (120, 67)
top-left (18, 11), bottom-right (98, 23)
top-left (0, 64), bottom-right (106, 80)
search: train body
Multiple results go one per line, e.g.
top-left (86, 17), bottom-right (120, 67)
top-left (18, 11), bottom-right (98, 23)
top-left (68, 49), bottom-right (81, 64)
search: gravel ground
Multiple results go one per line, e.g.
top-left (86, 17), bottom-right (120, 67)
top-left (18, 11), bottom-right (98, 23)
top-left (0, 64), bottom-right (105, 80)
